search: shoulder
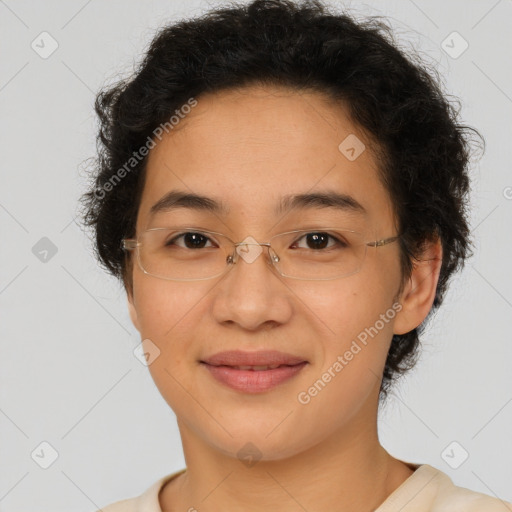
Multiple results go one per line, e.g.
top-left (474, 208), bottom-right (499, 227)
top-left (93, 468), bottom-right (186, 512)
top-left (418, 464), bottom-right (511, 511)
top-left (378, 463), bottom-right (511, 512)
top-left (431, 469), bottom-right (512, 511)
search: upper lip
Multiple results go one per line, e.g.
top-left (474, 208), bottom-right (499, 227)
top-left (200, 350), bottom-right (307, 367)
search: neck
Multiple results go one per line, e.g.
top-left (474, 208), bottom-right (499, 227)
top-left (160, 401), bottom-right (414, 512)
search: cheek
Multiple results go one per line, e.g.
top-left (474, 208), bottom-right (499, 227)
top-left (131, 276), bottom-right (214, 378)
top-left (301, 277), bottom-right (398, 401)
top-left (133, 275), bottom-right (205, 335)
top-left (296, 284), bottom-right (397, 416)
top-left (132, 278), bottom-right (211, 409)
top-left (299, 275), bottom-right (395, 341)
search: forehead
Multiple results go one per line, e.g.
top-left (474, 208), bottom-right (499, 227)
top-left (136, 85), bottom-right (394, 233)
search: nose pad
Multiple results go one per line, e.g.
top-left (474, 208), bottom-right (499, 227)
top-left (268, 247), bottom-right (280, 265)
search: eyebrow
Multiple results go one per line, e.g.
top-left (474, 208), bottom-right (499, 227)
top-left (148, 189), bottom-right (366, 218)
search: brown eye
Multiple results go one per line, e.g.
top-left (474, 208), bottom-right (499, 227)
top-left (292, 232), bottom-right (346, 251)
top-left (166, 232), bottom-right (214, 249)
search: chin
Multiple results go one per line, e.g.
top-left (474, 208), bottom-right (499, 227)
top-left (202, 422), bottom-right (327, 464)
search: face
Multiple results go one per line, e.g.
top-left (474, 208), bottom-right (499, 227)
top-left (126, 85), bottom-right (416, 461)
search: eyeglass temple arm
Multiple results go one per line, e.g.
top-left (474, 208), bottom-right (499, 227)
top-left (367, 235), bottom-right (400, 248)
top-left (121, 239), bottom-right (138, 250)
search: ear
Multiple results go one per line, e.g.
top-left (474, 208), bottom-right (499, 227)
top-left (393, 237), bottom-right (443, 335)
top-left (126, 288), bottom-right (141, 333)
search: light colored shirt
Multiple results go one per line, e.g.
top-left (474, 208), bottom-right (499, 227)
top-left (97, 463), bottom-right (512, 511)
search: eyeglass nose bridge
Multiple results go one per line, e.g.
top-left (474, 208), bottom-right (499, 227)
top-left (226, 238), bottom-right (280, 268)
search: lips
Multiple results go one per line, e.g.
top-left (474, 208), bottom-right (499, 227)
top-left (200, 350), bottom-right (308, 393)
top-left (228, 364), bottom-right (282, 370)
top-left (200, 350), bottom-right (307, 367)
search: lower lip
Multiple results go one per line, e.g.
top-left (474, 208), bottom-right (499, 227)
top-left (201, 362), bottom-right (308, 393)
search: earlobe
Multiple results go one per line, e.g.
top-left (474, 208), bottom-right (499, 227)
top-left (393, 237), bottom-right (443, 336)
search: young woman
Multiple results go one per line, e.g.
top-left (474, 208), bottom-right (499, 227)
top-left (80, 1), bottom-right (511, 510)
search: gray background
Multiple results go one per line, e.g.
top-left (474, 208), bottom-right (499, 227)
top-left (1, 0), bottom-right (511, 510)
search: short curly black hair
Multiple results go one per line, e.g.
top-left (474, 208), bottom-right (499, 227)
top-left (79, 0), bottom-right (483, 400)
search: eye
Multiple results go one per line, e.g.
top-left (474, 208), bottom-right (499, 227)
top-left (165, 231), bottom-right (217, 249)
top-left (292, 232), bottom-right (347, 250)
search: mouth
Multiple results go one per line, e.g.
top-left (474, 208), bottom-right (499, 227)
top-left (208, 364), bottom-right (297, 370)
top-left (199, 360), bottom-right (308, 393)
top-left (200, 349), bottom-right (308, 367)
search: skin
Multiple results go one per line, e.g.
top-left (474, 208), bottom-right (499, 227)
top-left (125, 84), bottom-right (442, 512)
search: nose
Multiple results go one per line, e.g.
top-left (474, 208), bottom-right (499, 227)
top-left (211, 238), bottom-right (293, 331)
